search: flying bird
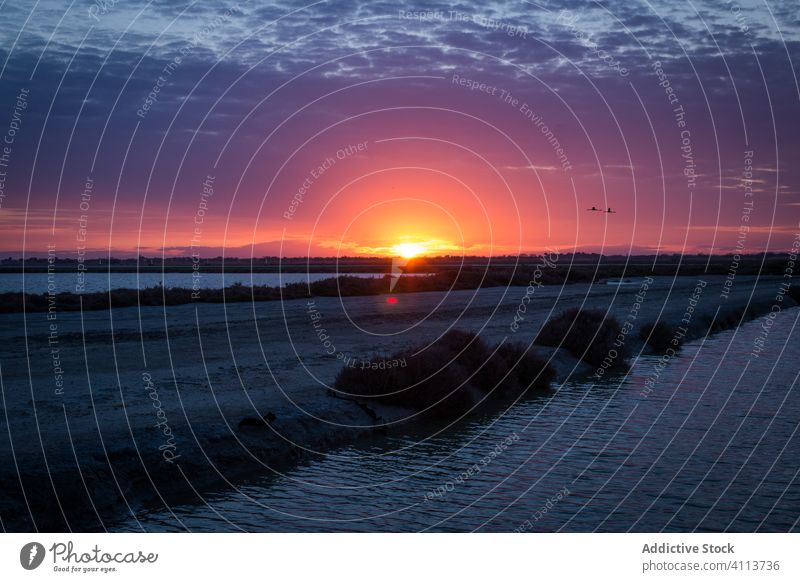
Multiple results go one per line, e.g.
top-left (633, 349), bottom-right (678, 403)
top-left (606, 207), bottom-right (617, 213)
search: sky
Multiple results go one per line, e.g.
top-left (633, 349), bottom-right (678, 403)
top-left (0, 0), bottom-right (798, 258)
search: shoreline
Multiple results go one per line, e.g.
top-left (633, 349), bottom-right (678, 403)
top-left (0, 274), bottom-right (794, 530)
top-left (1, 256), bottom-right (792, 314)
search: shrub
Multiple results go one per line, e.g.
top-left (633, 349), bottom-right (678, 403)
top-left (333, 330), bottom-right (554, 418)
top-left (535, 308), bottom-right (624, 367)
top-left (639, 321), bottom-right (678, 351)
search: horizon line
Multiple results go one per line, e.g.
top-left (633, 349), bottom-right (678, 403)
top-left (1, 251), bottom-right (791, 261)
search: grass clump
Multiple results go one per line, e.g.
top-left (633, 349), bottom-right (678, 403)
top-left (639, 321), bottom-right (678, 351)
top-left (333, 330), bottom-right (554, 418)
top-left (706, 300), bottom-right (775, 333)
top-left (535, 308), bottom-right (625, 367)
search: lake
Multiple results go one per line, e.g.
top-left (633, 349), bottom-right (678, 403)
top-left (115, 308), bottom-right (800, 532)
top-left (0, 272), bottom-right (394, 294)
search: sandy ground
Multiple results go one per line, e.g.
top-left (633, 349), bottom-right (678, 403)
top-left (0, 274), bottom-right (792, 530)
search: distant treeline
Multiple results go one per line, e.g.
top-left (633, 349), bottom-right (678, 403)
top-left (0, 258), bottom-right (791, 313)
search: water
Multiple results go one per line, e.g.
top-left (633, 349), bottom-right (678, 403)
top-left (0, 272), bottom-right (394, 294)
top-left (119, 309), bottom-right (800, 532)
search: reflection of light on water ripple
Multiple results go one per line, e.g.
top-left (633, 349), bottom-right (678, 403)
top-left (122, 310), bottom-right (800, 532)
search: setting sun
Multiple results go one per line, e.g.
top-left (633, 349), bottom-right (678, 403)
top-left (392, 242), bottom-right (427, 259)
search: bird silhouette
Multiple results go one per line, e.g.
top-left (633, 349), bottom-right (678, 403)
top-left (587, 206), bottom-right (617, 213)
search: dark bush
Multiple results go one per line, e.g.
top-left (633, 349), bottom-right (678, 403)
top-left (639, 321), bottom-right (678, 351)
top-left (333, 330), bottom-right (554, 418)
top-left (707, 300), bottom-right (773, 333)
top-left (535, 308), bottom-right (624, 367)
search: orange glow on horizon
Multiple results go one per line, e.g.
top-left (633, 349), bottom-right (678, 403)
top-left (392, 241), bottom-right (427, 259)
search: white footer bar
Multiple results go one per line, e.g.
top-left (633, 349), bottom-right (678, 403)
top-left (1, 533), bottom-right (796, 581)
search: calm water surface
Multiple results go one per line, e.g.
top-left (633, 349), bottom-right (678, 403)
top-left (0, 272), bottom-right (394, 294)
top-left (118, 309), bottom-right (800, 532)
